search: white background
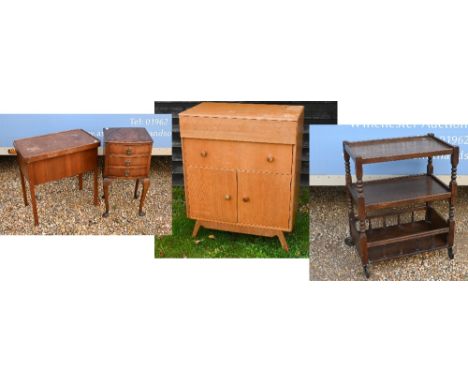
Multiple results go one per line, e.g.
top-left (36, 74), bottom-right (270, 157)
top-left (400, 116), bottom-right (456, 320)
top-left (1, 1), bottom-right (468, 381)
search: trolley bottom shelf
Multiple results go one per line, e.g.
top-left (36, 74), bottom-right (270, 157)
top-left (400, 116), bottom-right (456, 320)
top-left (368, 234), bottom-right (449, 263)
top-left (349, 207), bottom-right (451, 264)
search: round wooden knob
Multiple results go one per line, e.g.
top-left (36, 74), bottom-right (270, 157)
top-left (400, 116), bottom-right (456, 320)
top-left (224, 194), bottom-right (231, 201)
top-left (242, 196), bottom-right (250, 202)
top-left (200, 151), bottom-right (208, 158)
top-left (267, 155), bottom-right (274, 163)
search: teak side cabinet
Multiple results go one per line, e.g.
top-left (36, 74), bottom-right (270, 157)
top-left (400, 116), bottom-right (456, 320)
top-left (343, 134), bottom-right (459, 278)
top-left (13, 129), bottom-right (100, 226)
top-left (179, 102), bottom-right (304, 251)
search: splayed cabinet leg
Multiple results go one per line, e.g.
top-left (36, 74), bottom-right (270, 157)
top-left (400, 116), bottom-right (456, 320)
top-left (192, 221), bottom-right (201, 238)
top-left (277, 231), bottom-right (289, 252)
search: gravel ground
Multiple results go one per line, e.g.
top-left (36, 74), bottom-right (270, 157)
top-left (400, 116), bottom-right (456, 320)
top-left (310, 187), bottom-right (468, 281)
top-left (0, 156), bottom-right (172, 235)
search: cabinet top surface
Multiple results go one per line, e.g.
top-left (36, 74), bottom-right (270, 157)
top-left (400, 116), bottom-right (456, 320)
top-left (179, 102), bottom-right (304, 121)
top-left (104, 128), bottom-right (153, 144)
top-left (14, 129), bottom-right (100, 163)
top-left (344, 134), bottom-right (455, 163)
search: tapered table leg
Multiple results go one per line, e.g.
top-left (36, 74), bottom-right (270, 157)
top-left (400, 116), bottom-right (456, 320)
top-left (102, 178), bottom-right (111, 217)
top-left (30, 182), bottom-right (39, 226)
top-left (138, 178), bottom-right (150, 216)
top-left (78, 173), bottom-right (83, 190)
top-left (19, 168), bottom-right (28, 206)
top-left (93, 167), bottom-right (99, 206)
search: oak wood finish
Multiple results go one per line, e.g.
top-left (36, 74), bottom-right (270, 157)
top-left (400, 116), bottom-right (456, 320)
top-left (343, 134), bottom-right (459, 278)
top-left (180, 102), bottom-right (304, 251)
top-left (13, 129), bottom-right (100, 226)
top-left (102, 128), bottom-right (153, 217)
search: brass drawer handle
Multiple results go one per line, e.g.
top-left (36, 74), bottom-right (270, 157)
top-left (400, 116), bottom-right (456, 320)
top-left (125, 160), bottom-right (131, 166)
top-left (124, 170), bottom-right (130, 177)
top-left (126, 148), bottom-right (133, 155)
top-left (200, 151), bottom-right (208, 158)
top-left (242, 196), bottom-right (250, 203)
top-left (224, 194), bottom-right (231, 201)
top-left (267, 155), bottom-right (274, 163)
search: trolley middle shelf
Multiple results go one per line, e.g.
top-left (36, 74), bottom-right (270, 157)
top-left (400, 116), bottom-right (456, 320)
top-left (348, 174), bottom-right (451, 210)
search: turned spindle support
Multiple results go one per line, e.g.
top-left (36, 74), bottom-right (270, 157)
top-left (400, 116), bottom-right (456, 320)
top-left (355, 158), bottom-right (368, 270)
top-left (448, 146), bottom-right (459, 253)
top-left (343, 143), bottom-right (355, 246)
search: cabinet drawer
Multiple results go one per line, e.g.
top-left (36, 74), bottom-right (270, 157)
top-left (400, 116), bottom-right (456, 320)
top-left (106, 143), bottom-right (152, 156)
top-left (183, 139), bottom-right (293, 174)
top-left (106, 155), bottom-right (150, 167)
top-left (106, 166), bottom-right (149, 178)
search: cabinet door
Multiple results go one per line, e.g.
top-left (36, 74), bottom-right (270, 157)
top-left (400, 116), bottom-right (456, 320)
top-left (185, 167), bottom-right (238, 223)
top-left (237, 172), bottom-right (292, 230)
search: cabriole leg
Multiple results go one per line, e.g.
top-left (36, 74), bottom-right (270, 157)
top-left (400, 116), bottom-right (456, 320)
top-left (138, 178), bottom-right (150, 216)
top-left (134, 179), bottom-right (140, 199)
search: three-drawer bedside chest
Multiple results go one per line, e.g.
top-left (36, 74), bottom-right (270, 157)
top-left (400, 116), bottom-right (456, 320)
top-left (102, 128), bottom-right (153, 217)
top-left (179, 102), bottom-right (304, 251)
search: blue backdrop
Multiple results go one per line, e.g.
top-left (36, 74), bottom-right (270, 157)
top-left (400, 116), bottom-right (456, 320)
top-left (0, 114), bottom-right (172, 151)
top-left (310, 124), bottom-right (468, 176)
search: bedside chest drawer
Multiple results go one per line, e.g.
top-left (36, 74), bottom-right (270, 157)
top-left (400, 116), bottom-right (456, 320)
top-left (106, 155), bottom-right (150, 167)
top-left (106, 166), bottom-right (149, 178)
top-left (183, 139), bottom-right (293, 174)
top-left (106, 143), bottom-right (152, 156)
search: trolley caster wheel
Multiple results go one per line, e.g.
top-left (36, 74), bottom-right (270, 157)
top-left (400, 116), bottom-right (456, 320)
top-left (102, 211), bottom-right (109, 218)
top-left (363, 265), bottom-right (370, 279)
top-left (448, 247), bottom-right (454, 260)
top-left (344, 236), bottom-right (354, 246)
top-left (138, 211), bottom-right (146, 217)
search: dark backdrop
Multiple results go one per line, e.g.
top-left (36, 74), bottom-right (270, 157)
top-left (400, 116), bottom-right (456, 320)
top-left (154, 101), bottom-right (338, 186)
